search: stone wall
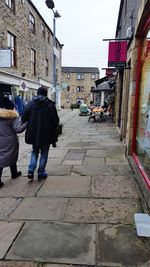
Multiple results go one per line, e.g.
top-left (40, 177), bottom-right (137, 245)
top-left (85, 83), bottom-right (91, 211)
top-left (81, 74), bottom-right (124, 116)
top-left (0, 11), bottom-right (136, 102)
top-left (61, 72), bottom-right (99, 108)
top-left (0, 0), bottom-right (62, 89)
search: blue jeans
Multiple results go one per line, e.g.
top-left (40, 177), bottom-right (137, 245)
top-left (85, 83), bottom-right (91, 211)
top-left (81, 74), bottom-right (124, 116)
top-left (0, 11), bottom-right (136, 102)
top-left (28, 146), bottom-right (50, 175)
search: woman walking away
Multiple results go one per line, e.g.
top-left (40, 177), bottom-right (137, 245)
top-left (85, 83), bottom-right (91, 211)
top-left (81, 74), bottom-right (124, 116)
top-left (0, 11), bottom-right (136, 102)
top-left (0, 96), bottom-right (27, 188)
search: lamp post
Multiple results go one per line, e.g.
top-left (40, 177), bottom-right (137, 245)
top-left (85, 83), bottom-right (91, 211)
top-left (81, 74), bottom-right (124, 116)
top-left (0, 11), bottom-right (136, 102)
top-left (45, 0), bottom-right (61, 106)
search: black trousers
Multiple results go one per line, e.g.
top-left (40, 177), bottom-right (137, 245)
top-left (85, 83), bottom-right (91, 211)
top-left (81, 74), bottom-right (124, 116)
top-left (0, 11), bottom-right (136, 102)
top-left (0, 164), bottom-right (17, 179)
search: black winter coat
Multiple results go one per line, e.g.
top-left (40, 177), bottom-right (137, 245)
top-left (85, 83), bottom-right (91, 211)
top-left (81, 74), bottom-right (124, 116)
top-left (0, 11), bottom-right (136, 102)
top-left (22, 96), bottom-right (59, 148)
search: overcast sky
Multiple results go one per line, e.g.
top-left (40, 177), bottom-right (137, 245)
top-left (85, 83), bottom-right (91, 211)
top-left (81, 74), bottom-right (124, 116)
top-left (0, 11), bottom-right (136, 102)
top-left (31, 0), bottom-right (121, 78)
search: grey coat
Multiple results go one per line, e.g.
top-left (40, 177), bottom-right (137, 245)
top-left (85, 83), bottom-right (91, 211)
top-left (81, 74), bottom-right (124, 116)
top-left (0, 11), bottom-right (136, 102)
top-left (0, 108), bottom-right (27, 168)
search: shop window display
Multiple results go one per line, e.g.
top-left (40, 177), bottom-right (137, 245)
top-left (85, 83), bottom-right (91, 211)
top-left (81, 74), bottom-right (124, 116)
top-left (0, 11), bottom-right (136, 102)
top-left (136, 29), bottom-right (150, 177)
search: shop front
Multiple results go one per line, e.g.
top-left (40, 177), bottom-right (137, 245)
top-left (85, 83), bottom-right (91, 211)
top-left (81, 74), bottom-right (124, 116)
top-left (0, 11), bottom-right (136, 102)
top-left (132, 12), bottom-right (150, 189)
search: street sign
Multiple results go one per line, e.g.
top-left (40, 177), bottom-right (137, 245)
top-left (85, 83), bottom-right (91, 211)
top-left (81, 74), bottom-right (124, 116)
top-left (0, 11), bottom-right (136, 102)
top-left (0, 49), bottom-right (12, 67)
top-left (108, 41), bottom-right (127, 67)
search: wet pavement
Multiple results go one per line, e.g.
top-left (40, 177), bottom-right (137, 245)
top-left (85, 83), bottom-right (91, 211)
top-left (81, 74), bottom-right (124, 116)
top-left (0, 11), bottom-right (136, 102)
top-left (0, 109), bottom-right (150, 267)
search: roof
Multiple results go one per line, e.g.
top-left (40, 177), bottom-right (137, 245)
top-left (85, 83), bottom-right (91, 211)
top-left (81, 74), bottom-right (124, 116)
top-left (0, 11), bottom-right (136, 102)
top-left (62, 66), bottom-right (99, 74)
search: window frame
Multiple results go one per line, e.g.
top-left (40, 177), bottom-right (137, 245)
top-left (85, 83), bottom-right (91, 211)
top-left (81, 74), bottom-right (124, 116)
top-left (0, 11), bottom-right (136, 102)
top-left (67, 73), bottom-right (70, 79)
top-left (45, 58), bottom-right (49, 76)
top-left (91, 73), bottom-right (96, 80)
top-left (29, 12), bottom-right (35, 34)
top-left (5, 0), bottom-right (15, 13)
top-left (77, 73), bottom-right (84, 80)
top-left (7, 31), bottom-right (16, 67)
top-left (47, 30), bottom-right (50, 44)
top-left (42, 23), bottom-right (46, 39)
top-left (31, 48), bottom-right (36, 75)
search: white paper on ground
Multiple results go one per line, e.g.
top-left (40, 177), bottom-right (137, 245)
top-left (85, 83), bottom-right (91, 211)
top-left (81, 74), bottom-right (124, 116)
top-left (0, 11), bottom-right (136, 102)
top-left (134, 213), bottom-right (150, 237)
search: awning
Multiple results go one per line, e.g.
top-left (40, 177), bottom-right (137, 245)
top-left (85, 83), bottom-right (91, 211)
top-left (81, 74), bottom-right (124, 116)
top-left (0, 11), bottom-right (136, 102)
top-left (97, 81), bottom-right (111, 91)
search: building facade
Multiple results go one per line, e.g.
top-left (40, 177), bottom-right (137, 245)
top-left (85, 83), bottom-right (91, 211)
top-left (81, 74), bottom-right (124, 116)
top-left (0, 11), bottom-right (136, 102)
top-left (61, 66), bottom-right (99, 108)
top-left (114, 0), bottom-right (150, 208)
top-left (0, 0), bottom-right (62, 101)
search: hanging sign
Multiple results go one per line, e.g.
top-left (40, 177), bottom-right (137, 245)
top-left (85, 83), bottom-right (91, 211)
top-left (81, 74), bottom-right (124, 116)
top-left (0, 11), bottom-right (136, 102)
top-left (0, 49), bottom-right (12, 67)
top-left (108, 41), bottom-right (127, 67)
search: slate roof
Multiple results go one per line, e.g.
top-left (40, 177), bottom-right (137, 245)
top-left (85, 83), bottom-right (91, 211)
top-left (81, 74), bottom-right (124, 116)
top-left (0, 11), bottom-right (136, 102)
top-left (62, 66), bottom-right (99, 74)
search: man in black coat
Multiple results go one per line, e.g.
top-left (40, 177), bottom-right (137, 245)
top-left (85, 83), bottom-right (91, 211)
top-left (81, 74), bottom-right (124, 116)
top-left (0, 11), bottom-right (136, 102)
top-left (22, 87), bottom-right (59, 180)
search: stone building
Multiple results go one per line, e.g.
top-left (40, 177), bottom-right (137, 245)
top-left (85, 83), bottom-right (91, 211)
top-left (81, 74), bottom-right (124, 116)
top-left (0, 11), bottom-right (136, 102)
top-left (0, 0), bottom-right (62, 101)
top-left (114, 0), bottom-right (150, 209)
top-left (61, 66), bottom-right (99, 108)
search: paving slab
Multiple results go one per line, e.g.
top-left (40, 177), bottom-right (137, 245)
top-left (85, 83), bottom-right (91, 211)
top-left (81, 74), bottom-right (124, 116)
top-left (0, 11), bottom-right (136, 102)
top-left (83, 157), bottom-right (105, 165)
top-left (91, 175), bottom-right (139, 198)
top-left (97, 224), bottom-right (150, 267)
top-left (63, 198), bottom-right (141, 224)
top-left (73, 164), bottom-right (132, 177)
top-left (37, 175), bottom-right (91, 197)
top-left (64, 149), bottom-right (85, 161)
top-left (0, 198), bottom-right (21, 220)
top-left (10, 197), bottom-right (68, 221)
top-left (6, 222), bottom-right (96, 265)
top-left (43, 265), bottom-right (72, 267)
top-left (46, 158), bottom-right (63, 165)
top-left (0, 179), bottom-right (42, 198)
top-left (0, 262), bottom-right (38, 267)
top-left (106, 155), bottom-right (128, 164)
top-left (62, 160), bottom-right (83, 165)
top-left (67, 142), bottom-right (99, 148)
top-left (46, 165), bottom-right (72, 176)
top-left (0, 263), bottom-right (37, 267)
top-left (86, 149), bottom-right (107, 158)
top-left (48, 149), bottom-right (68, 158)
top-left (0, 221), bottom-right (22, 259)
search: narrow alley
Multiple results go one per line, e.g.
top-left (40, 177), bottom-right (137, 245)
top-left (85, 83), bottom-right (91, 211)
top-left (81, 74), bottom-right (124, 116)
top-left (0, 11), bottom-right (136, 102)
top-left (0, 109), bottom-right (150, 267)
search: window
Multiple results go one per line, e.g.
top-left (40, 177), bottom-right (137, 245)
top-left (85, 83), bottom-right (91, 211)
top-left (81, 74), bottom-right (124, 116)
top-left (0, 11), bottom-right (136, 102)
top-left (76, 86), bottom-right (84, 92)
top-left (45, 58), bottom-right (48, 76)
top-left (76, 86), bottom-right (80, 92)
top-left (29, 13), bottom-right (35, 33)
top-left (67, 86), bottom-right (70, 92)
top-left (91, 74), bottom-right (96, 79)
top-left (42, 23), bottom-right (45, 39)
top-left (81, 86), bottom-right (84, 92)
top-left (7, 32), bottom-right (16, 66)
top-left (31, 49), bottom-right (36, 75)
top-left (5, 0), bottom-right (15, 12)
top-left (47, 31), bottom-right (50, 43)
top-left (77, 74), bottom-right (84, 80)
top-left (135, 30), bottom-right (150, 177)
top-left (67, 73), bottom-right (70, 79)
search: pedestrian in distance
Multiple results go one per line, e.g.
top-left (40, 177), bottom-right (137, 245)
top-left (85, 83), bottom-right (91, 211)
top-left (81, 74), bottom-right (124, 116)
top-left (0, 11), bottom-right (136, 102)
top-left (21, 87), bottom-right (59, 181)
top-left (0, 96), bottom-right (27, 188)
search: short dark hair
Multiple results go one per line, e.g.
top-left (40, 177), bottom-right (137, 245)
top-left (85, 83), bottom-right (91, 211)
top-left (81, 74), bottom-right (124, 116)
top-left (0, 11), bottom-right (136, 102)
top-left (1, 96), bottom-right (14, 110)
top-left (37, 87), bottom-right (47, 97)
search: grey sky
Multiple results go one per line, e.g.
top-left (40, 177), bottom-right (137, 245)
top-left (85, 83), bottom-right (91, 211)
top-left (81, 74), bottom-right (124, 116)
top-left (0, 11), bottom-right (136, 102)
top-left (31, 0), bottom-right (120, 77)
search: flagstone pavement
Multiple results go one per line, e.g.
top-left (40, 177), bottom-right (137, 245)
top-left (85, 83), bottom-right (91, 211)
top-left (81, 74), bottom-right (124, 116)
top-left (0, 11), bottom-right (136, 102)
top-left (0, 109), bottom-right (150, 267)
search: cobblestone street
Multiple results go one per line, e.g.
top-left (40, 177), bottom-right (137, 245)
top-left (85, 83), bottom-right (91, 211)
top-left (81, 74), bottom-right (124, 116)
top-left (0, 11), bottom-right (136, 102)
top-left (0, 109), bottom-right (150, 267)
